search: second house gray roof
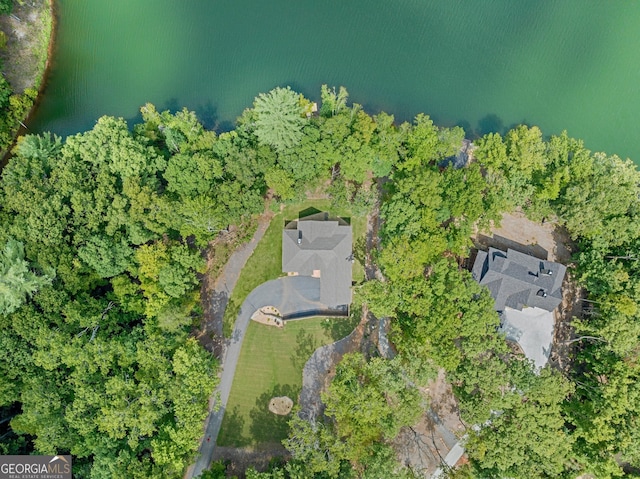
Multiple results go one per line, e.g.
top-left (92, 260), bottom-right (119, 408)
top-left (472, 247), bottom-right (566, 313)
top-left (282, 218), bottom-right (352, 307)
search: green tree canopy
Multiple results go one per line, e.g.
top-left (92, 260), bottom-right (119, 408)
top-left (0, 239), bottom-right (52, 314)
top-left (466, 365), bottom-right (574, 479)
top-left (0, 0), bottom-right (12, 15)
top-left (252, 86), bottom-right (307, 152)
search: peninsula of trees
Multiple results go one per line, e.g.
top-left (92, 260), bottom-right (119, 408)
top-left (1, 85), bottom-right (639, 479)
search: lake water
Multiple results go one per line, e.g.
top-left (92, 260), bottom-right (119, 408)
top-left (29, 0), bottom-right (640, 162)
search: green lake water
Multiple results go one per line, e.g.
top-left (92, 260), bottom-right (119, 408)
top-left (29, 0), bottom-right (640, 162)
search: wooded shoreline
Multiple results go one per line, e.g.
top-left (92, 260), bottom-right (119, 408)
top-left (21, 0), bottom-right (57, 135)
top-left (0, 0), bottom-right (55, 166)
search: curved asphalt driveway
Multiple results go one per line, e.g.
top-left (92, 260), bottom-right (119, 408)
top-left (189, 276), bottom-right (325, 478)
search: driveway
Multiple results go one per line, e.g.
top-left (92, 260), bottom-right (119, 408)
top-left (188, 276), bottom-right (327, 478)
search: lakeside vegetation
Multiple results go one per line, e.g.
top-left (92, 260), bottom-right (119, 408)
top-left (0, 0), bottom-right (53, 155)
top-left (0, 81), bottom-right (639, 479)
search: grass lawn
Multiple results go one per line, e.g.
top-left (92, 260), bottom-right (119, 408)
top-left (217, 315), bottom-right (357, 447)
top-left (222, 199), bottom-right (367, 336)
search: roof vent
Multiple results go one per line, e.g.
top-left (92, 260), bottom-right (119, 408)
top-left (297, 230), bottom-right (302, 245)
top-left (536, 289), bottom-right (548, 298)
top-left (543, 269), bottom-right (553, 275)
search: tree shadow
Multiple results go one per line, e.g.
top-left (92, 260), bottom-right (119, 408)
top-left (283, 80), bottom-right (314, 99)
top-left (193, 101), bottom-right (218, 131)
top-left (477, 113), bottom-right (504, 137)
top-left (321, 314), bottom-right (358, 342)
top-left (125, 109), bottom-right (144, 129)
top-left (127, 98), bottom-right (236, 133)
top-left (475, 233), bottom-right (549, 260)
top-left (353, 235), bottom-right (366, 267)
top-left (298, 207), bottom-right (323, 220)
top-left (220, 405), bottom-right (251, 448)
top-left (455, 119), bottom-right (473, 137)
top-left (161, 97), bottom-right (181, 114)
top-left (193, 100), bottom-right (235, 132)
top-left (285, 208), bottom-right (323, 227)
top-left (285, 209), bottom-right (352, 228)
top-left (209, 289), bottom-right (229, 324)
top-left (248, 384), bottom-right (300, 445)
top-left (290, 329), bottom-right (318, 370)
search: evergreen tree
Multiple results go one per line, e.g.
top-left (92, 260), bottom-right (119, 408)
top-left (252, 86), bottom-right (306, 152)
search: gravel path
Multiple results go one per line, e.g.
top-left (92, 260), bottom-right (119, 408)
top-left (188, 264), bottom-right (333, 476)
top-left (376, 316), bottom-right (395, 359)
top-left (298, 326), bottom-right (359, 420)
top-left (186, 217), bottom-right (271, 479)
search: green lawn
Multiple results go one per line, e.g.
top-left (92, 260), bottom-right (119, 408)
top-left (222, 200), bottom-right (367, 336)
top-left (217, 316), bottom-right (357, 447)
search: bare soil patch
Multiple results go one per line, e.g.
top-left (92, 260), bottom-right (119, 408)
top-left (195, 219), bottom-right (262, 358)
top-left (0, 0), bottom-right (52, 92)
top-left (365, 178), bottom-right (384, 281)
top-left (549, 277), bottom-right (585, 374)
top-left (394, 369), bottom-right (466, 477)
top-left (475, 210), bottom-right (572, 263)
top-left (427, 369), bottom-right (466, 438)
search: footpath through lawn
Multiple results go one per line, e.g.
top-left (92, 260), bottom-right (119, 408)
top-left (217, 316), bottom-right (355, 447)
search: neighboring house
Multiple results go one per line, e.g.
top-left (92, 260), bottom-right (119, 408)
top-left (472, 247), bottom-right (566, 369)
top-left (282, 213), bottom-right (353, 309)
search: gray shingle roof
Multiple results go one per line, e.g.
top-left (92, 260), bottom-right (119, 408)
top-left (282, 217), bottom-right (352, 307)
top-left (472, 247), bottom-right (566, 313)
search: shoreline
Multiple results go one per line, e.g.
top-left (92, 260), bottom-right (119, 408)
top-left (23, 0), bottom-right (57, 133)
top-left (0, 0), bottom-right (56, 166)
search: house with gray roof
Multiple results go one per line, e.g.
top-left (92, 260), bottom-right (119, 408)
top-left (472, 247), bottom-right (566, 369)
top-left (282, 214), bottom-right (352, 308)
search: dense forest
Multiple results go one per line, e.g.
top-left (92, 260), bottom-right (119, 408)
top-left (1, 84), bottom-right (639, 479)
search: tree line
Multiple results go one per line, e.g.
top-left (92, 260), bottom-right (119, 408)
top-left (2, 84), bottom-right (639, 478)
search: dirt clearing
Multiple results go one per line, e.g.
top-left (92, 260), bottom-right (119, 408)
top-left (0, 0), bottom-right (52, 92)
top-left (475, 210), bottom-right (572, 263)
top-left (393, 369), bottom-right (467, 477)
